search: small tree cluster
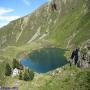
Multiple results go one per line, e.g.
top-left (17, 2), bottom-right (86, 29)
top-left (19, 69), bottom-right (34, 81)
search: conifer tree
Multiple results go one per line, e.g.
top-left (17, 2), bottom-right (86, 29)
top-left (5, 63), bottom-right (12, 76)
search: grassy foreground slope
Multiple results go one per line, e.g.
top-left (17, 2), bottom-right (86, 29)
top-left (0, 0), bottom-right (90, 89)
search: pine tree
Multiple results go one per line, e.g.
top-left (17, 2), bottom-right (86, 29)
top-left (19, 71), bottom-right (23, 80)
top-left (29, 70), bottom-right (34, 80)
top-left (5, 63), bottom-right (12, 76)
top-left (23, 69), bottom-right (34, 81)
top-left (12, 58), bottom-right (23, 70)
top-left (23, 69), bottom-right (29, 81)
top-left (12, 59), bottom-right (19, 69)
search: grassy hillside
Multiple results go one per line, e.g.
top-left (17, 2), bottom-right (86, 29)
top-left (0, 0), bottom-right (90, 48)
top-left (0, 0), bottom-right (90, 89)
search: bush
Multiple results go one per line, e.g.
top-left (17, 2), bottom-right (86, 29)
top-left (75, 70), bottom-right (90, 90)
top-left (23, 69), bottom-right (34, 81)
top-left (5, 63), bottom-right (12, 76)
top-left (28, 70), bottom-right (35, 80)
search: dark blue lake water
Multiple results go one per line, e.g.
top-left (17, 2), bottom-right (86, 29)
top-left (20, 48), bottom-right (68, 73)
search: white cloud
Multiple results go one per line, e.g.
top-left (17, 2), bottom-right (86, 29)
top-left (23, 0), bottom-right (30, 6)
top-left (0, 7), bottom-right (20, 28)
top-left (0, 7), bottom-right (14, 15)
top-left (0, 16), bottom-right (19, 21)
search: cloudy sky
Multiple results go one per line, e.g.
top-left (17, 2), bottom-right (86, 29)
top-left (0, 0), bottom-right (47, 28)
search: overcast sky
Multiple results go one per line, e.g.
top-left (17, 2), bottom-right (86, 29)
top-left (0, 0), bottom-right (48, 28)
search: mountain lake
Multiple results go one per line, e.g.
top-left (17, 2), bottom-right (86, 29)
top-left (20, 48), bottom-right (68, 73)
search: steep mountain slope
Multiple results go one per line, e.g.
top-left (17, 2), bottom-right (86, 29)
top-left (0, 0), bottom-right (90, 49)
top-left (0, 0), bottom-right (90, 89)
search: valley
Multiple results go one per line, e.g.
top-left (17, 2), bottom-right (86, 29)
top-left (0, 0), bottom-right (90, 90)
